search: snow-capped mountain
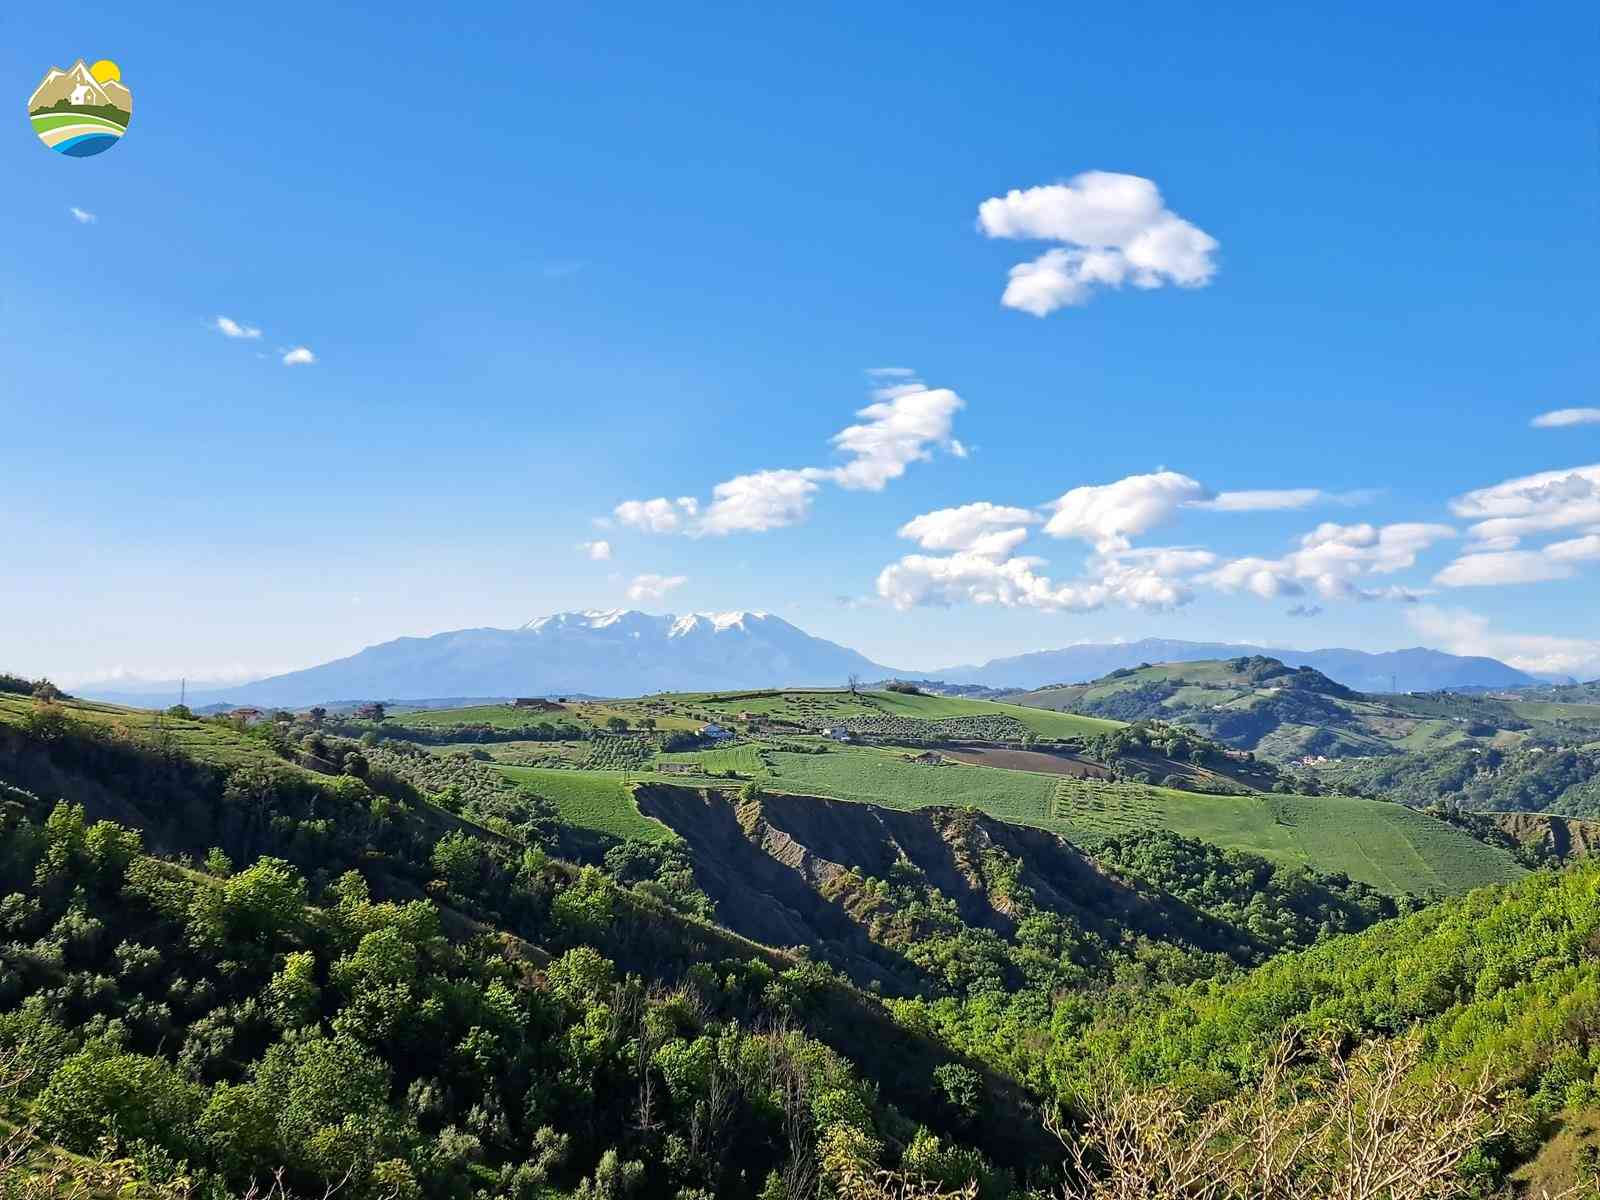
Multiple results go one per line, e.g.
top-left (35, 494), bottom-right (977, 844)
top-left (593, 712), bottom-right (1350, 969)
top-left (122, 611), bottom-right (901, 708)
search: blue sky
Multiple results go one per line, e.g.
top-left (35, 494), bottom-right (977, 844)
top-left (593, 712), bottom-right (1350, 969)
top-left (4, 0), bottom-right (1598, 685)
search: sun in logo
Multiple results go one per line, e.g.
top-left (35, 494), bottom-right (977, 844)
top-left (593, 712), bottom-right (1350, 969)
top-left (27, 58), bottom-right (133, 157)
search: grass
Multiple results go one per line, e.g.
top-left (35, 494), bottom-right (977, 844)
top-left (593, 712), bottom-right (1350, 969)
top-left (1049, 776), bottom-right (1523, 894)
top-left (494, 765), bottom-right (673, 843)
top-left (387, 703), bottom-right (588, 731)
top-left (656, 744), bottom-right (766, 776)
top-left (672, 689), bottom-right (1119, 738)
top-left (735, 743), bottom-right (1523, 896)
top-left (0, 694), bottom-right (294, 771)
top-left (388, 700), bottom-right (702, 734)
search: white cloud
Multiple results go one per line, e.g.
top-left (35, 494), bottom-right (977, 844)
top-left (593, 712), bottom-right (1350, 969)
top-left (1189, 488), bottom-right (1378, 513)
top-left (897, 502), bottom-right (1039, 551)
top-left (215, 316), bottom-right (262, 340)
top-left (614, 497), bottom-right (698, 534)
top-left (1450, 465), bottom-right (1600, 545)
top-left (698, 469), bottom-right (822, 535)
top-left (876, 544), bottom-right (1210, 614)
top-left (282, 346), bottom-right (316, 366)
top-left (613, 373), bottom-right (964, 537)
top-left (1532, 408), bottom-right (1600, 429)
top-left (977, 171), bottom-right (1218, 314)
top-left (69, 206), bottom-right (96, 224)
top-left (1546, 534), bottom-right (1600, 563)
top-left (625, 573), bottom-right (687, 603)
top-left (1407, 606), bottom-right (1600, 679)
top-left (1434, 550), bottom-right (1575, 587)
top-left (1286, 604), bottom-right (1323, 618)
top-left (581, 540), bottom-right (612, 561)
top-left (1043, 471), bottom-right (1209, 551)
top-left (1207, 521), bottom-right (1454, 601)
top-left (880, 487), bottom-right (1214, 614)
top-left (1193, 488), bottom-right (1325, 512)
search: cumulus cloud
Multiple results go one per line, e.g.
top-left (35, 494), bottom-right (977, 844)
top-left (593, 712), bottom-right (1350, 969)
top-left (1532, 408), bottom-right (1600, 429)
top-left (1286, 604), bottom-right (1323, 618)
top-left (614, 497), bottom-right (699, 534)
top-left (613, 373), bottom-right (964, 537)
top-left (977, 171), bottom-right (1218, 314)
top-left (1407, 606), bottom-right (1600, 679)
top-left (282, 346), bottom-right (316, 366)
top-left (1206, 521), bottom-right (1454, 601)
top-left (215, 316), bottom-right (262, 340)
top-left (626, 573), bottom-right (687, 603)
top-left (878, 482), bottom-right (1216, 614)
top-left (698, 469), bottom-right (821, 535)
top-left (69, 206), bottom-right (96, 224)
top-left (580, 540), bottom-right (612, 561)
top-left (897, 502), bottom-right (1039, 551)
top-left (1043, 471), bottom-right (1209, 551)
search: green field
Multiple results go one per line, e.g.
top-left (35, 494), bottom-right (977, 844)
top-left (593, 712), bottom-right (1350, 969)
top-left (655, 743), bottom-right (767, 776)
top-left (494, 765), bottom-right (673, 842)
top-left (0, 694), bottom-right (292, 771)
top-left (674, 688), bottom-right (1120, 739)
top-left (727, 743), bottom-right (1523, 895)
top-left (1048, 776), bottom-right (1522, 894)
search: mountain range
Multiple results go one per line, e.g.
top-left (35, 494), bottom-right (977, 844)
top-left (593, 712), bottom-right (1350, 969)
top-left (76, 611), bottom-right (1543, 709)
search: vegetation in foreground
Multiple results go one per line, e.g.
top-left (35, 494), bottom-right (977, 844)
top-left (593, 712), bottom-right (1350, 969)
top-left (1, 682), bottom-right (1595, 1198)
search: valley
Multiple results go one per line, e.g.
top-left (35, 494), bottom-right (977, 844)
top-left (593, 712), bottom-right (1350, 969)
top-left (2, 656), bottom-right (1597, 1198)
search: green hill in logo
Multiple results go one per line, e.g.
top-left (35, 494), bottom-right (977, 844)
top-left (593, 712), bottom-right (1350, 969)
top-left (28, 59), bottom-right (132, 157)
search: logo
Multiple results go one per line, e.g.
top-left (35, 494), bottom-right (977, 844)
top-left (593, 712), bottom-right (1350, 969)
top-left (27, 59), bottom-right (132, 157)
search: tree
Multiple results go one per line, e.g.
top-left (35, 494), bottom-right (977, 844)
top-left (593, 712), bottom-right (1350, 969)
top-left (308, 706), bottom-right (328, 724)
top-left (605, 716), bottom-right (630, 733)
top-left (848, 674), bottom-right (862, 696)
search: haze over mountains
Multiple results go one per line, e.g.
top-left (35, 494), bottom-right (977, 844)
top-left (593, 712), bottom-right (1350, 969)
top-left (77, 610), bottom-right (1548, 709)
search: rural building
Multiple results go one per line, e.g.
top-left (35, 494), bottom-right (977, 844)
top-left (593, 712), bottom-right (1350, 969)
top-left (821, 726), bottom-right (853, 743)
top-left (906, 751), bottom-right (943, 766)
top-left (228, 707), bottom-right (264, 724)
top-left (513, 697), bottom-right (560, 710)
top-left (660, 762), bottom-right (702, 776)
top-left (699, 723), bottom-right (735, 742)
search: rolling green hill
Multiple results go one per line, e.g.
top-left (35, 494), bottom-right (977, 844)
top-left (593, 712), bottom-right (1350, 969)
top-left (1008, 655), bottom-right (1600, 765)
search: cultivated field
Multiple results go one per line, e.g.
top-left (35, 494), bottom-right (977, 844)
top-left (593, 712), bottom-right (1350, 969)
top-left (493, 765), bottom-right (673, 842)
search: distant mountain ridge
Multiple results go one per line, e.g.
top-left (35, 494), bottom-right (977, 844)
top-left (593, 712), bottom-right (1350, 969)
top-left (936, 637), bottom-right (1539, 694)
top-left (74, 615), bottom-right (1539, 710)
top-left (93, 610), bottom-right (901, 708)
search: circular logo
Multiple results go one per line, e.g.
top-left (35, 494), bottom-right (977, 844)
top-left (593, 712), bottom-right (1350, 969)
top-left (28, 59), bottom-right (132, 157)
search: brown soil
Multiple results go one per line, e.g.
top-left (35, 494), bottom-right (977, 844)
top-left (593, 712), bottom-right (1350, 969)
top-left (633, 782), bottom-right (1253, 998)
top-left (1491, 812), bottom-right (1600, 861)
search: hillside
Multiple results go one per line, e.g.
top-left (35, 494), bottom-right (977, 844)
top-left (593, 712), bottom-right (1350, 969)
top-left (0, 692), bottom-right (1066, 1194)
top-left (938, 637), bottom-right (1537, 692)
top-left (1009, 656), bottom-right (1600, 765)
top-left (0, 685), bottom-right (1574, 1198)
top-left (312, 686), bottom-right (1526, 897)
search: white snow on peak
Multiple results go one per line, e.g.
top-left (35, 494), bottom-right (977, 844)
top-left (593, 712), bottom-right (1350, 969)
top-left (667, 610), bottom-right (770, 637)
